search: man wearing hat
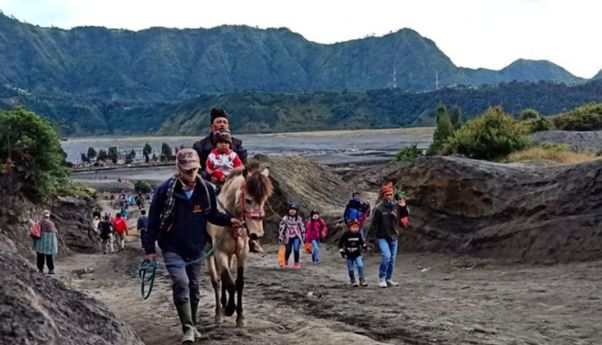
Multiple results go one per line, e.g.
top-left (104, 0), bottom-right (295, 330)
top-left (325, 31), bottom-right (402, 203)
top-left (143, 148), bottom-right (243, 343)
top-left (193, 107), bottom-right (248, 180)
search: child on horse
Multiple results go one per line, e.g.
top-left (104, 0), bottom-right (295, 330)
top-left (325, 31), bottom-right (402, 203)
top-left (278, 203), bottom-right (306, 269)
top-left (205, 129), bottom-right (244, 180)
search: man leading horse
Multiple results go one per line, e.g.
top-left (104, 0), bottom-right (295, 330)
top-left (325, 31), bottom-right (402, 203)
top-left (143, 148), bottom-right (243, 343)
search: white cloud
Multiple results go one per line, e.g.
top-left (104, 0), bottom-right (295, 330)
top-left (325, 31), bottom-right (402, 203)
top-left (0, 0), bottom-right (600, 77)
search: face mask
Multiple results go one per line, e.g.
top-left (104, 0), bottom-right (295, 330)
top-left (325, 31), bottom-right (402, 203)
top-left (312, 215), bottom-right (319, 220)
top-left (353, 195), bottom-right (361, 202)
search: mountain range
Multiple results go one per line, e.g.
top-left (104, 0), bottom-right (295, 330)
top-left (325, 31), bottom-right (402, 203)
top-left (0, 12), bottom-right (600, 136)
top-left (0, 12), bottom-right (593, 101)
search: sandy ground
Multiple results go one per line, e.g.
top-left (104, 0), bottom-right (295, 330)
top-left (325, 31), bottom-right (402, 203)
top-left (53, 196), bottom-right (602, 345)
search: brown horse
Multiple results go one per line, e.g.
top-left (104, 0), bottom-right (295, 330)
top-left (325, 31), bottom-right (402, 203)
top-left (207, 161), bottom-right (273, 327)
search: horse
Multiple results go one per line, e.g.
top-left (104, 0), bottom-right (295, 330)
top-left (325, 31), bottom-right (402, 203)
top-left (206, 161), bottom-right (274, 327)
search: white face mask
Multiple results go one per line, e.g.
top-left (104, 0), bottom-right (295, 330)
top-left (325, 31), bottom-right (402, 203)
top-left (312, 215), bottom-right (319, 220)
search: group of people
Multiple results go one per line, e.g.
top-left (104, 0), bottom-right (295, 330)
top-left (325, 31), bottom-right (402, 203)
top-left (278, 183), bottom-right (409, 288)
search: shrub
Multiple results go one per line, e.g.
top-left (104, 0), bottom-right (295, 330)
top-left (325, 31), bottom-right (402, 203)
top-left (445, 106), bottom-right (530, 161)
top-left (551, 103), bottom-right (602, 131)
top-left (0, 107), bottom-right (68, 198)
top-left (134, 180), bottom-right (153, 194)
top-left (395, 144), bottom-right (422, 163)
top-left (506, 143), bottom-right (598, 165)
top-left (519, 108), bottom-right (540, 121)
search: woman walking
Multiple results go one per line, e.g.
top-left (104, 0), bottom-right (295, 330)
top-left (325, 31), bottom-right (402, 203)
top-left (33, 210), bottom-right (59, 274)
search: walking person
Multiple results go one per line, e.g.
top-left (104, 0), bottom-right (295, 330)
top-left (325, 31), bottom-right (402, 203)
top-left (98, 214), bottom-right (114, 254)
top-left (339, 219), bottom-right (368, 287)
top-left (113, 213), bottom-right (128, 251)
top-left (143, 148), bottom-right (243, 343)
top-left (343, 191), bottom-right (370, 239)
top-left (278, 203), bottom-right (306, 269)
top-left (304, 209), bottom-right (328, 264)
top-left (367, 182), bottom-right (410, 288)
top-left (33, 210), bottom-right (58, 274)
top-left (137, 209), bottom-right (148, 248)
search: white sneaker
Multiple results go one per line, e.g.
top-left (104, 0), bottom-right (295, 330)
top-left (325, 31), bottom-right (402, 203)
top-left (386, 280), bottom-right (399, 287)
top-left (378, 278), bottom-right (387, 288)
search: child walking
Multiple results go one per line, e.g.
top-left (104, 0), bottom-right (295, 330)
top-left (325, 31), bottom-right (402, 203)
top-left (339, 219), bottom-right (368, 287)
top-left (305, 209), bottom-right (328, 264)
top-left (278, 203), bottom-right (306, 269)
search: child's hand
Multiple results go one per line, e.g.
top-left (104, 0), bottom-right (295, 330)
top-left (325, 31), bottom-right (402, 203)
top-left (339, 249), bottom-right (346, 259)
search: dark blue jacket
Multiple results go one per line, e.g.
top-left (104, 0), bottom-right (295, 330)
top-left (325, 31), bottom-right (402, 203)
top-left (144, 178), bottom-right (231, 259)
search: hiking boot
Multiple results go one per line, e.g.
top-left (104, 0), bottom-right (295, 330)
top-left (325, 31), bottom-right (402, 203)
top-left (386, 280), bottom-right (399, 287)
top-left (359, 278), bottom-right (368, 287)
top-left (293, 263), bottom-right (301, 270)
top-left (350, 280), bottom-right (359, 287)
top-left (175, 303), bottom-right (195, 344)
top-left (378, 278), bottom-right (387, 288)
top-left (48, 270), bottom-right (55, 275)
top-left (249, 239), bottom-right (264, 253)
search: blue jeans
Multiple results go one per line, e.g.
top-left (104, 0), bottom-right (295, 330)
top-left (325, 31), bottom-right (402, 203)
top-left (285, 237), bottom-right (301, 264)
top-left (346, 256), bottom-right (365, 282)
top-left (163, 251), bottom-right (203, 306)
top-left (311, 239), bottom-right (320, 262)
top-left (378, 238), bottom-right (398, 280)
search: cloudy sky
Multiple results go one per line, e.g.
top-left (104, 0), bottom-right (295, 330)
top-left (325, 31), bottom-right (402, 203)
top-left (1, 0), bottom-right (600, 78)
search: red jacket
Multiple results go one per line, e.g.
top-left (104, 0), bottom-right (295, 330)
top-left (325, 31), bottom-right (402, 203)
top-left (304, 218), bottom-right (328, 242)
top-left (113, 217), bottom-right (128, 234)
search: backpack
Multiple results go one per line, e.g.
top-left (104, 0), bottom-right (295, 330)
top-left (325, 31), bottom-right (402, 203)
top-left (99, 220), bottom-right (113, 240)
top-left (29, 222), bottom-right (41, 239)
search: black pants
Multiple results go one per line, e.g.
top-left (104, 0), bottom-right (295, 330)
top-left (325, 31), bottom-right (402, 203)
top-left (36, 253), bottom-right (54, 272)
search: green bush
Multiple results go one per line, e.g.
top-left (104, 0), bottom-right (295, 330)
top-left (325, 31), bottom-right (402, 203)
top-left (395, 144), bottom-right (422, 162)
top-left (519, 108), bottom-right (540, 121)
top-left (551, 103), bottom-right (602, 131)
top-left (445, 106), bottom-right (530, 161)
top-left (134, 180), bottom-right (153, 194)
top-left (0, 107), bottom-right (68, 198)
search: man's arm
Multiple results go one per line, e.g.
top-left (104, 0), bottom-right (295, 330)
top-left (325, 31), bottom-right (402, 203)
top-left (206, 183), bottom-right (233, 226)
top-left (143, 186), bottom-right (165, 255)
top-left (233, 137), bottom-right (248, 165)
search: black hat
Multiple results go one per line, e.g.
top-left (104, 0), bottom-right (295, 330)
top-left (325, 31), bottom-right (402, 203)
top-left (210, 108), bottom-right (229, 124)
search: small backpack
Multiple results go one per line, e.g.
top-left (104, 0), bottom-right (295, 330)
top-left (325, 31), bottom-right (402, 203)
top-left (29, 222), bottom-right (41, 239)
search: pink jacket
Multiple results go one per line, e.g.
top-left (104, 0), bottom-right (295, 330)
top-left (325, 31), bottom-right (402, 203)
top-left (304, 218), bottom-right (328, 242)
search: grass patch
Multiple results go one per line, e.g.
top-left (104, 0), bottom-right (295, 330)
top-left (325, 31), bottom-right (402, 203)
top-left (506, 144), bottom-right (599, 165)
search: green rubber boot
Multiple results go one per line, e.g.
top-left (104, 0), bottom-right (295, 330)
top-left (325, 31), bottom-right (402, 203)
top-left (175, 303), bottom-right (195, 344)
top-left (190, 299), bottom-right (202, 339)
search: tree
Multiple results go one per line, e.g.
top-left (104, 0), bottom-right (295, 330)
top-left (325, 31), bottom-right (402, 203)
top-left (151, 153), bottom-right (158, 162)
top-left (87, 147), bottom-right (97, 160)
top-left (427, 103), bottom-right (454, 155)
top-left (450, 105), bottom-right (463, 131)
top-left (134, 180), bottom-right (153, 194)
top-left (97, 149), bottom-right (108, 161)
top-left (161, 142), bottom-right (173, 161)
top-left (125, 149), bottom-right (136, 164)
top-left (108, 146), bottom-right (119, 164)
top-left (80, 153), bottom-right (89, 163)
top-left (0, 107), bottom-right (67, 197)
top-left (143, 143), bottom-right (152, 163)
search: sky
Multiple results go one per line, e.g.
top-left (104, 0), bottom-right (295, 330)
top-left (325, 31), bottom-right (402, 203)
top-left (0, 0), bottom-right (600, 78)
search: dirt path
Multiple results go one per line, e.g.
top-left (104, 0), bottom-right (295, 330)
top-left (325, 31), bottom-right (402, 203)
top-left (54, 195), bottom-right (601, 345)
top-left (55, 240), bottom-right (602, 345)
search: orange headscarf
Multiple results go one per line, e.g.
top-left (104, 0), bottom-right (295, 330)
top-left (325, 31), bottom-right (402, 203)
top-left (379, 182), bottom-right (394, 197)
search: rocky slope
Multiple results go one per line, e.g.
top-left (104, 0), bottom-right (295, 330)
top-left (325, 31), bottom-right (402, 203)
top-left (0, 174), bottom-right (98, 260)
top-left (0, 234), bottom-right (143, 345)
top-left (385, 156), bottom-right (602, 262)
top-left (255, 155), bottom-right (352, 240)
top-left (533, 130), bottom-right (602, 152)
